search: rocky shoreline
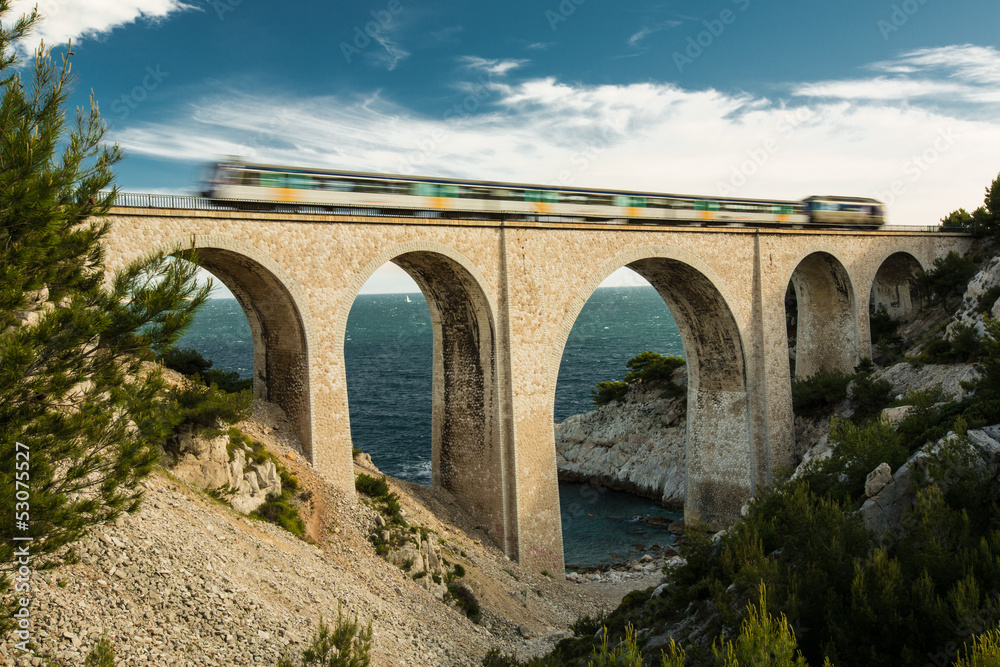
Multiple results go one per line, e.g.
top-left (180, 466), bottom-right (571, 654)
top-left (555, 382), bottom-right (686, 507)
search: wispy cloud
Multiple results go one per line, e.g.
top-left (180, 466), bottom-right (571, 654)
top-left (367, 29), bottom-right (410, 70)
top-left (796, 45), bottom-right (1000, 105)
top-left (113, 45), bottom-right (1000, 226)
top-left (8, 0), bottom-right (195, 53)
top-left (458, 56), bottom-right (528, 76)
top-left (626, 20), bottom-right (681, 47)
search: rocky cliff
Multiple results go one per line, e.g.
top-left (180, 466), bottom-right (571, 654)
top-left (555, 379), bottom-right (687, 507)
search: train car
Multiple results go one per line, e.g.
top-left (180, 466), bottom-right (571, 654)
top-left (803, 196), bottom-right (884, 227)
top-left (202, 160), bottom-right (880, 229)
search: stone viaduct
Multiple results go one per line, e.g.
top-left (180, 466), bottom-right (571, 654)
top-left (101, 203), bottom-right (972, 573)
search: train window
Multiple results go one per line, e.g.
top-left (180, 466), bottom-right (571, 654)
top-left (646, 198), bottom-right (675, 209)
top-left (614, 195), bottom-right (645, 207)
top-left (461, 187), bottom-right (492, 199)
top-left (260, 172), bottom-right (287, 188)
top-left (694, 200), bottom-right (720, 211)
top-left (588, 194), bottom-right (613, 206)
top-left (439, 184), bottom-right (461, 198)
top-left (287, 174), bottom-right (313, 190)
top-left (525, 190), bottom-right (558, 203)
top-left (321, 178), bottom-right (353, 192)
top-left (562, 194), bottom-right (590, 204)
top-left (415, 183), bottom-right (438, 197)
top-left (239, 171), bottom-right (259, 187)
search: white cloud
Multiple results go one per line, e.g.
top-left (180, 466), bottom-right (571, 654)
top-left (8, 0), bottom-right (195, 53)
top-left (113, 45), bottom-right (1000, 227)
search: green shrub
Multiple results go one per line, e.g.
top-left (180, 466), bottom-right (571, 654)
top-left (711, 586), bottom-right (810, 667)
top-left (623, 351), bottom-right (685, 387)
top-left (446, 582), bottom-right (481, 623)
top-left (159, 346), bottom-right (252, 393)
top-left (870, 306), bottom-right (905, 364)
top-left (278, 604), bottom-right (372, 667)
top-left (592, 352), bottom-right (686, 405)
top-left (915, 250), bottom-right (978, 303)
top-left (84, 634), bottom-right (115, 667)
top-left (801, 419), bottom-right (908, 504)
top-left (252, 492), bottom-right (307, 540)
top-left (849, 369), bottom-right (894, 425)
top-left (592, 380), bottom-right (628, 406)
top-left (158, 346), bottom-right (213, 376)
top-left (355, 473), bottom-right (390, 498)
top-left (791, 368), bottom-right (852, 416)
top-left (976, 285), bottom-right (1000, 315)
top-left (201, 368), bottom-right (253, 393)
top-left (955, 622), bottom-right (1000, 667)
top-left (165, 376), bottom-right (252, 434)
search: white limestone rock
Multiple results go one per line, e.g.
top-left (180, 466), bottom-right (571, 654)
top-left (555, 382), bottom-right (687, 506)
top-left (865, 462), bottom-right (892, 498)
top-left (949, 256), bottom-right (1000, 338)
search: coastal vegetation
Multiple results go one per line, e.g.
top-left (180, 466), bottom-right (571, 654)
top-left (592, 351), bottom-right (686, 406)
top-left (158, 345), bottom-right (253, 393)
top-left (0, 1), bottom-right (210, 637)
top-left (491, 171), bottom-right (1000, 666)
top-left (276, 604), bottom-right (373, 667)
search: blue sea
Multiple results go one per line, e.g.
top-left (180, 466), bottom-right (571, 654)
top-left (177, 286), bottom-right (685, 566)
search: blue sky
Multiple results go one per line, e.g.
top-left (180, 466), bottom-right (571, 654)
top-left (8, 0), bottom-right (1000, 293)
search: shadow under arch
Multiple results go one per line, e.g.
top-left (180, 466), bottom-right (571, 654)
top-left (550, 248), bottom-right (754, 528)
top-left (341, 244), bottom-right (510, 554)
top-left (788, 251), bottom-right (858, 378)
top-left (871, 251), bottom-right (925, 321)
top-left (166, 236), bottom-right (314, 461)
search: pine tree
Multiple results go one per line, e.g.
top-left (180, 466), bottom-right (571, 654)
top-left (0, 1), bottom-right (209, 635)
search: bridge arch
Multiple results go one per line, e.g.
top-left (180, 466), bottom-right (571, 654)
top-left (147, 235), bottom-right (315, 460)
top-left (870, 250), bottom-right (925, 321)
top-left (786, 250), bottom-right (858, 378)
top-left (550, 246), bottom-right (753, 528)
top-left (335, 242), bottom-right (510, 551)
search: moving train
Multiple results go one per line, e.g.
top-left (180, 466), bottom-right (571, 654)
top-left (202, 160), bottom-right (885, 228)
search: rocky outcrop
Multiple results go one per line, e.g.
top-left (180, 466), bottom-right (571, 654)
top-left (857, 426), bottom-right (1000, 535)
top-left (554, 380), bottom-right (686, 507)
top-left (170, 426), bottom-right (281, 514)
top-left (876, 361), bottom-right (979, 402)
top-left (949, 255), bottom-right (1000, 338)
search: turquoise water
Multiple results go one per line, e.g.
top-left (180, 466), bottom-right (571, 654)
top-left (177, 286), bottom-right (685, 566)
